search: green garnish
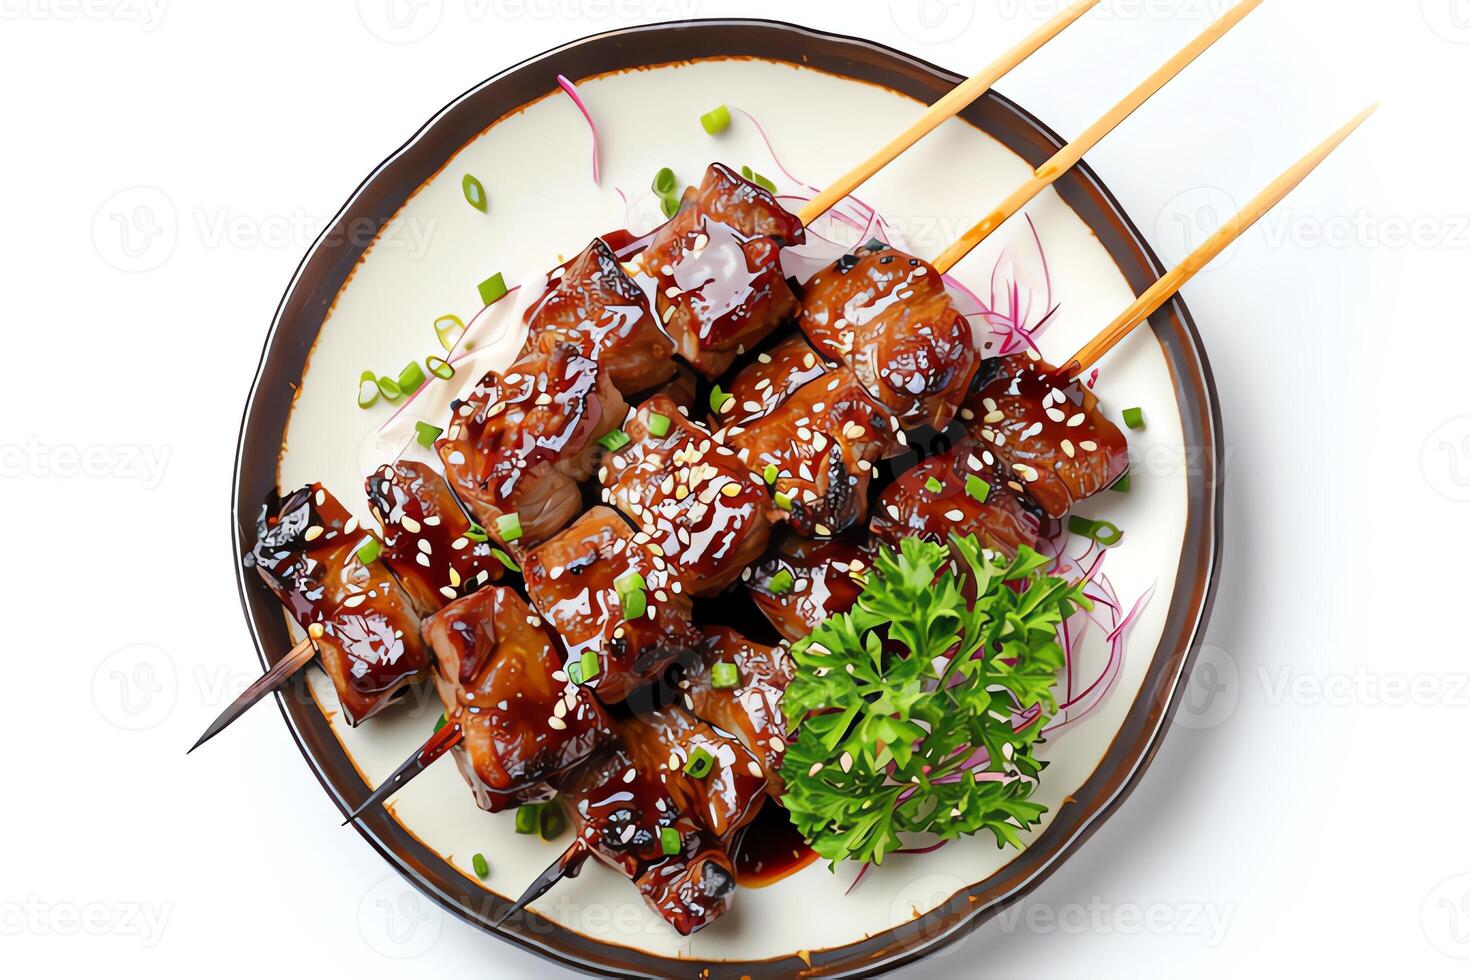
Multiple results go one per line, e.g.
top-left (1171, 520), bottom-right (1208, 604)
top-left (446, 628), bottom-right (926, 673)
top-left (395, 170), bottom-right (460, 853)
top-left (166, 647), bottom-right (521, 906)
top-left (377, 375), bottom-right (403, 402)
top-left (1110, 473), bottom-right (1130, 493)
top-left (1067, 516), bottom-right (1123, 547)
top-left (710, 386), bottom-right (734, 414)
top-left (397, 361), bottom-right (426, 396)
top-left (465, 523), bottom-right (489, 543)
top-left (426, 356), bottom-right (454, 380)
top-left (683, 747), bottom-right (715, 779)
top-left (773, 490), bottom-right (794, 512)
top-left (659, 826), bottom-right (681, 856)
top-left (711, 661), bottom-right (740, 690)
top-left (740, 165), bottom-right (778, 195)
top-left (1122, 406), bottom-right (1145, 430)
top-left (660, 195), bottom-right (681, 219)
top-left (433, 712), bottom-right (447, 733)
top-left (700, 105), bottom-right (731, 135)
top-left (646, 412), bottom-right (671, 438)
top-left (472, 853), bottom-right (489, 879)
top-left (462, 173), bottom-right (488, 213)
top-left (762, 464), bottom-right (779, 486)
top-left (924, 476), bottom-right (944, 494)
top-left (357, 370), bottom-right (381, 410)
top-left (567, 659), bottom-right (583, 685)
top-left (514, 804), bottom-right (541, 835)
top-left (766, 569), bottom-right (794, 595)
top-left (780, 536), bottom-right (1091, 866)
top-left (616, 572), bottom-right (648, 620)
top-left (966, 475), bottom-right (991, 503)
top-left (355, 539), bottom-right (381, 565)
top-left (415, 421), bottom-right (443, 448)
top-left (652, 167), bottom-right (678, 195)
top-left (490, 548), bottom-right (520, 572)
top-left (434, 314), bottom-right (466, 352)
top-left (478, 272), bottom-right (508, 307)
top-left (495, 513), bottom-right (523, 543)
top-left (598, 429), bottom-right (631, 453)
top-left (539, 801), bottom-right (568, 840)
top-left (578, 649), bottom-right (601, 683)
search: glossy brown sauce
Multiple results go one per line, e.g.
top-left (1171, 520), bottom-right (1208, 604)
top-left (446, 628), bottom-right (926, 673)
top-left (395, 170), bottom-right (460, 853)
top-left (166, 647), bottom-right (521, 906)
top-left (733, 799), bottom-right (818, 888)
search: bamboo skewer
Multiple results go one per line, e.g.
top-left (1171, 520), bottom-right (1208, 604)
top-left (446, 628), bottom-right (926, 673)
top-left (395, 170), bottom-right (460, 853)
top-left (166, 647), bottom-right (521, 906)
top-left (188, 635), bottom-right (317, 753)
top-left (1063, 104), bottom-right (1377, 376)
top-left (932, 0), bottom-right (1263, 275)
top-left (796, 0), bottom-right (1100, 226)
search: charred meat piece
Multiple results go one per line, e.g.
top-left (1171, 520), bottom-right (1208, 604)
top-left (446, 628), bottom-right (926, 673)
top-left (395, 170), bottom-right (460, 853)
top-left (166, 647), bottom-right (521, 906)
top-left (522, 507), bottom-right (698, 703)
top-left (438, 344), bottom-right (626, 548)
top-left (746, 534), bottom-right (872, 643)
top-left (869, 435), bottom-right (1054, 556)
top-left (684, 627), bottom-right (794, 797)
top-left (799, 243), bottom-right (979, 429)
top-left (619, 706), bottom-right (768, 842)
top-left (421, 588), bottom-right (611, 812)
top-left (637, 164), bottom-right (805, 378)
top-left (601, 396), bottom-right (773, 597)
top-left (634, 840), bottom-right (737, 937)
top-left (727, 369), bottom-right (893, 538)
top-left (964, 355), bottom-right (1129, 519)
top-left (246, 484), bottom-right (430, 726)
top-left (364, 461), bottom-right (503, 616)
top-left (522, 237), bottom-right (677, 394)
top-left (716, 333), bottom-right (832, 426)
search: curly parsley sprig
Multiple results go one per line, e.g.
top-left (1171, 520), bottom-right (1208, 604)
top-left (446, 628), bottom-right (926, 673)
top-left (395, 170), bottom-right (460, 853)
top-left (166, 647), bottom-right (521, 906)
top-left (778, 535), bottom-right (1092, 867)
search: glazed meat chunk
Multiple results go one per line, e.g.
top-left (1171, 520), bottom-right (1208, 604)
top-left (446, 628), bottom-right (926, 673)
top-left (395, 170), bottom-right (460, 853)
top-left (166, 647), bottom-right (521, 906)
top-left (799, 242), bottom-right (978, 429)
top-left (246, 484), bottom-right (430, 725)
top-left (601, 395), bottom-right (773, 596)
top-left (522, 507), bottom-right (698, 703)
top-left (746, 534), bottom-right (873, 643)
top-left (438, 343), bottom-right (625, 548)
top-left (684, 627), bottom-right (795, 797)
top-left (421, 587), bottom-right (612, 812)
top-left (716, 333), bottom-right (831, 426)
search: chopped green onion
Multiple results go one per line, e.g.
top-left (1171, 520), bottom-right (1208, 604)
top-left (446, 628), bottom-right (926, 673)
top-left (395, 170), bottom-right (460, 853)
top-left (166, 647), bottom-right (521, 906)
top-left (478, 272), bottom-right (508, 308)
top-left (598, 429), bottom-right (631, 453)
top-left (357, 370), bottom-right (381, 409)
top-left (566, 659), bottom-right (583, 684)
top-left (659, 826), bottom-right (681, 856)
top-left (762, 464), bottom-right (779, 486)
top-left (462, 173), bottom-right (488, 212)
top-left (539, 802), bottom-right (567, 840)
top-left (434, 315), bottom-right (466, 352)
top-left (616, 572), bottom-right (648, 620)
top-left (616, 572), bottom-right (647, 594)
top-left (490, 548), bottom-right (520, 572)
top-left (646, 412), bottom-right (671, 438)
top-left (767, 569), bottom-right (794, 595)
top-left (578, 650), bottom-right (601, 683)
top-left (355, 538), bottom-right (381, 565)
top-left (660, 195), bottom-right (680, 219)
top-left (924, 476), bottom-right (943, 494)
top-left (1122, 407), bottom-right (1145, 430)
top-left (514, 804), bottom-right (541, 835)
top-left (740, 165), bottom-right (777, 195)
top-left (426, 355), bottom-right (454, 380)
top-left (465, 523), bottom-right (489, 543)
top-left (773, 490), bottom-right (794, 511)
top-left (700, 105), bottom-right (731, 135)
top-left (966, 475), bottom-right (991, 503)
top-left (711, 661), bottom-right (739, 689)
top-left (397, 361), bottom-right (426, 396)
top-left (1111, 473), bottom-right (1131, 493)
top-left (1068, 515), bottom-right (1124, 547)
top-left (415, 421), bottom-right (443, 448)
top-left (683, 747), bottom-right (715, 779)
top-left (710, 386), bottom-right (734, 414)
top-left (433, 712), bottom-right (447, 733)
top-left (496, 513), bottom-right (523, 543)
top-left (377, 375), bottom-right (403, 402)
top-left (472, 853), bottom-right (489, 879)
top-left (652, 167), bottom-right (678, 195)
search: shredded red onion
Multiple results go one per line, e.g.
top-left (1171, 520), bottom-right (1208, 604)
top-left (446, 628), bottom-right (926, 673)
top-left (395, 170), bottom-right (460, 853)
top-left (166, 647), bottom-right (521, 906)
top-left (556, 74), bottom-right (600, 186)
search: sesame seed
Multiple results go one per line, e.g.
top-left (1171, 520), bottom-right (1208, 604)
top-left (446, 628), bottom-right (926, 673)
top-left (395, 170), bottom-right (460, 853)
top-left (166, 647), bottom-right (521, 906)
top-left (304, 525), bottom-right (323, 542)
top-left (401, 516), bottom-right (422, 534)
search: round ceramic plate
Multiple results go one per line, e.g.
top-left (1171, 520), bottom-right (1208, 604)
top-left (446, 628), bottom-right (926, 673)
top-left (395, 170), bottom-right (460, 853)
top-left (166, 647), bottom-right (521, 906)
top-left (232, 18), bottom-right (1222, 978)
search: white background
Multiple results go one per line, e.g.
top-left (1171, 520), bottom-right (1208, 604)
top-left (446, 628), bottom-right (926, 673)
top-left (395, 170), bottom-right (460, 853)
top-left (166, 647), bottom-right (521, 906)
top-left (1, 0), bottom-right (1466, 976)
